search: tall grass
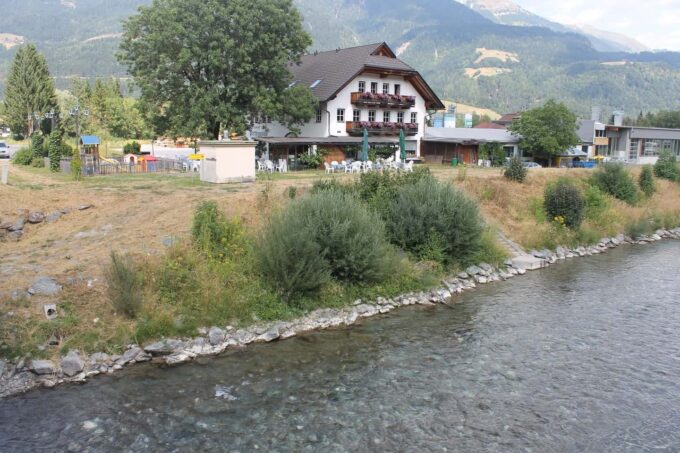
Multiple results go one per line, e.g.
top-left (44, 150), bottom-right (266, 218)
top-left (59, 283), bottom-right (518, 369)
top-left (105, 252), bottom-right (144, 319)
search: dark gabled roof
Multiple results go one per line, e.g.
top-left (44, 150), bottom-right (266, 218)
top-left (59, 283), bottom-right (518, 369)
top-left (288, 42), bottom-right (445, 109)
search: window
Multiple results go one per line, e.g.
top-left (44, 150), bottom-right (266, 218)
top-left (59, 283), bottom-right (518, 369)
top-left (383, 111), bottom-right (390, 123)
top-left (370, 82), bottom-right (378, 94)
top-left (368, 110), bottom-right (376, 122)
top-left (353, 109), bottom-right (360, 122)
top-left (310, 79), bottom-right (322, 88)
top-left (394, 84), bottom-right (401, 95)
top-left (382, 83), bottom-right (389, 94)
top-left (595, 129), bottom-right (606, 137)
top-left (316, 108), bottom-right (322, 123)
top-left (397, 112), bottom-right (404, 123)
top-left (643, 139), bottom-right (661, 157)
top-left (358, 81), bottom-right (366, 93)
top-left (336, 108), bottom-right (345, 123)
top-left (410, 112), bottom-right (417, 124)
top-left (629, 139), bottom-right (640, 160)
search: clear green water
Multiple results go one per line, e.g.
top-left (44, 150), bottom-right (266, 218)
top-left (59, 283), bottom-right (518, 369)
top-left (2, 242), bottom-right (680, 452)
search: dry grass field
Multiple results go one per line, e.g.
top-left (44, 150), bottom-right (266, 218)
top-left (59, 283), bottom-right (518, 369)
top-left (2, 162), bottom-right (679, 357)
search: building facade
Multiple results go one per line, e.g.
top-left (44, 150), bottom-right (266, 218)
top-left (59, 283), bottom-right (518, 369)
top-left (604, 125), bottom-right (680, 164)
top-left (253, 43), bottom-right (445, 159)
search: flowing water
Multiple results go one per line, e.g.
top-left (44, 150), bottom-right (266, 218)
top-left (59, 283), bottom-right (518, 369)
top-left (2, 242), bottom-right (680, 452)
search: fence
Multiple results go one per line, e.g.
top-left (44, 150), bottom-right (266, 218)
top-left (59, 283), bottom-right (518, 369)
top-left (81, 157), bottom-right (186, 176)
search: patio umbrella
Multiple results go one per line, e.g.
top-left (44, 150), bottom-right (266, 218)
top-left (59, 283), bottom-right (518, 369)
top-left (399, 128), bottom-right (407, 163)
top-left (360, 128), bottom-right (369, 161)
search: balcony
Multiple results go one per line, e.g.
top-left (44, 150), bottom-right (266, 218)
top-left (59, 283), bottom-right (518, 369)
top-left (346, 121), bottom-right (419, 136)
top-left (350, 92), bottom-right (416, 109)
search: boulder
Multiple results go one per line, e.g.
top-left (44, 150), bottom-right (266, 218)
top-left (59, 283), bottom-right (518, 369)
top-left (27, 211), bottom-right (45, 224)
top-left (31, 359), bottom-right (56, 375)
top-left (77, 204), bottom-right (94, 211)
top-left (90, 352), bottom-right (110, 365)
top-left (0, 359), bottom-right (6, 378)
top-left (45, 211), bottom-right (62, 223)
top-left (144, 339), bottom-right (184, 355)
top-left (61, 351), bottom-right (85, 377)
top-left (208, 327), bottom-right (225, 346)
top-left (478, 263), bottom-right (493, 273)
top-left (122, 346), bottom-right (142, 363)
top-left (465, 266), bottom-right (482, 276)
top-left (28, 277), bottom-right (62, 296)
top-left (8, 218), bottom-right (25, 232)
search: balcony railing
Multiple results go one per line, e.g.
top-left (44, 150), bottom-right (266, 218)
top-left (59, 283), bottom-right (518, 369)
top-left (346, 121), bottom-right (419, 136)
top-left (350, 92), bottom-right (416, 109)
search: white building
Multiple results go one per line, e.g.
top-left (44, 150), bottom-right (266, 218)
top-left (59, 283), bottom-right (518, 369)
top-left (253, 42), bottom-right (445, 161)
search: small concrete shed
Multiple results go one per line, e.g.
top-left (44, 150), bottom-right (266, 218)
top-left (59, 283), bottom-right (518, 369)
top-left (199, 141), bottom-right (256, 183)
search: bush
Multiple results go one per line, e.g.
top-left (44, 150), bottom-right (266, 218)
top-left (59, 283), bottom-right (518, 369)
top-left (30, 156), bottom-right (45, 168)
top-left (625, 218), bottom-right (652, 239)
top-left (48, 129), bottom-right (63, 172)
top-left (544, 178), bottom-right (585, 229)
top-left (385, 178), bottom-right (483, 265)
top-left (639, 165), bottom-right (656, 198)
top-left (355, 166), bottom-right (433, 215)
top-left (653, 150), bottom-right (679, 181)
top-left (583, 185), bottom-right (609, 219)
top-left (123, 141), bottom-right (141, 155)
top-left (12, 147), bottom-right (34, 165)
top-left (191, 201), bottom-right (244, 260)
top-left (591, 162), bottom-right (638, 205)
top-left (105, 252), bottom-right (144, 318)
top-left (30, 134), bottom-right (46, 158)
top-left (504, 156), bottom-right (527, 183)
top-left (71, 152), bottom-right (82, 180)
top-left (257, 191), bottom-right (395, 301)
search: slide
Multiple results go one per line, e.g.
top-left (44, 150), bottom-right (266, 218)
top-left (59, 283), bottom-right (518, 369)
top-left (99, 157), bottom-right (119, 165)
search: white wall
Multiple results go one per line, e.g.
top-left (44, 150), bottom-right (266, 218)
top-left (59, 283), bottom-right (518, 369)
top-left (255, 71), bottom-right (430, 155)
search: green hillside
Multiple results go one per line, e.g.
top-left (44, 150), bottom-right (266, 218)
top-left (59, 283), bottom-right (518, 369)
top-left (1, 0), bottom-right (680, 117)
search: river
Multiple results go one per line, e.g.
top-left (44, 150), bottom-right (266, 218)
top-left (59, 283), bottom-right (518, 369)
top-left (1, 241), bottom-right (680, 452)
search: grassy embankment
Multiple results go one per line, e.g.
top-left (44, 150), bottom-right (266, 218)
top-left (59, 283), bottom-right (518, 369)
top-left (1, 163), bottom-right (679, 362)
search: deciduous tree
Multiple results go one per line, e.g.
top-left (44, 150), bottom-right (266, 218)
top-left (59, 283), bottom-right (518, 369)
top-left (509, 100), bottom-right (580, 165)
top-left (118, 0), bottom-right (313, 139)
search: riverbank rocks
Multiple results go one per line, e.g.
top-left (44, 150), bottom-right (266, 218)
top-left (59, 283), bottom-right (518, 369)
top-left (31, 360), bottom-right (56, 375)
top-left (27, 211), bottom-right (45, 224)
top-left (61, 351), bottom-right (85, 377)
top-left (28, 277), bottom-right (62, 296)
top-left (2, 228), bottom-right (680, 398)
top-left (144, 339), bottom-right (185, 356)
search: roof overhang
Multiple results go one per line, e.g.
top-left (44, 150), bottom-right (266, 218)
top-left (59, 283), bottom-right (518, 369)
top-left (256, 136), bottom-right (401, 146)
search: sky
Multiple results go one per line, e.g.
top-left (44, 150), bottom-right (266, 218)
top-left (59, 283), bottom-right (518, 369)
top-left (513, 0), bottom-right (680, 51)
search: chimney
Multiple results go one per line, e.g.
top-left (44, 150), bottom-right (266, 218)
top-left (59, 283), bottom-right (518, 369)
top-left (591, 107), bottom-right (601, 122)
top-left (613, 110), bottom-right (624, 127)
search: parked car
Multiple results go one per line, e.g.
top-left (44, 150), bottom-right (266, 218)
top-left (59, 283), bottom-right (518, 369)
top-left (0, 142), bottom-right (9, 159)
top-left (522, 161), bottom-right (542, 169)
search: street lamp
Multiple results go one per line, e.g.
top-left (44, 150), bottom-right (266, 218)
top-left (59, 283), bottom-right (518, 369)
top-left (69, 104), bottom-right (89, 153)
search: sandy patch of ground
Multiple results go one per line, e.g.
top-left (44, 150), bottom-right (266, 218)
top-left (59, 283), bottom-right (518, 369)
top-left (464, 67), bottom-right (513, 79)
top-left (0, 33), bottom-right (25, 50)
top-left (474, 47), bottom-right (519, 64)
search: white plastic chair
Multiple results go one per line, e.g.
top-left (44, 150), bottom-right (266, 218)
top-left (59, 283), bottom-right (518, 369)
top-left (363, 161), bottom-right (373, 173)
top-left (265, 160), bottom-right (275, 173)
top-left (277, 159), bottom-right (287, 173)
top-left (324, 162), bottom-right (334, 174)
top-left (256, 160), bottom-right (265, 172)
top-left (403, 161), bottom-right (414, 172)
top-left (350, 161), bottom-right (362, 173)
top-left (342, 161), bottom-right (351, 173)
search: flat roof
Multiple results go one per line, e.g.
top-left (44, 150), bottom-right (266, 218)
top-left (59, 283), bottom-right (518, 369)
top-left (423, 127), bottom-right (520, 144)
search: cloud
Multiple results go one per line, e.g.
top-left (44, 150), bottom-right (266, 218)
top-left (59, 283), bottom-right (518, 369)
top-left (513, 0), bottom-right (680, 50)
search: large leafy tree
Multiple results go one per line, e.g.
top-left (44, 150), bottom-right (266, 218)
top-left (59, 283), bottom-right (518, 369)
top-left (509, 100), bottom-right (580, 164)
top-left (118, 0), bottom-right (313, 139)
top-left (3, 44), bottom-right (58, 137)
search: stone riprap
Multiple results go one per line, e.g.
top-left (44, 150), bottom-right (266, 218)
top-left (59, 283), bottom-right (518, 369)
top-left (1, 227), bottom-right (679, 398)
top-left (0, 205), bottom-right (93, 243)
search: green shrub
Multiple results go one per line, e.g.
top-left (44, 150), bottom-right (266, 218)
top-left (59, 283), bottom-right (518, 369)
top-left (583, 185), bottom-right (609, 220)
top-left (639, 165), bottom-right (656, 198)
top-left (287, 186), bottom-right (298, 199)
top-left (385, 178), bottom-right (483, 265)
top-left (625, 218), bottom-right (652, 239)
top-left (123, 141), bottom-right (141, 155)
top-left (504, 156), bottom-right (527, 183)
top-left (47, 129), bottom-right (63, 172)
top-left (257, 191), bottom-right (395, 301)
top-left (355, 166), bottom-right (433, 215)
top-left (591, 162), bottom-right (638, 205)
top-left (191, 201), bottom-right (244, 260)
top-left (30, 156), bottom-right (45, 168)
top-left (30, 134), bottom-right (46, 158)
top-left (653, 150), bottom-right (679, 181)
top-left (105, 252), bottom-right (144, 318)
top-left (310, 178), bottom-right (349, 195)
top-left (12, 147), bottom-right (34, 165)
top-left (544, 178), bottom-right (585, 229)
top-left (71, 152), bottom-right (82, 180)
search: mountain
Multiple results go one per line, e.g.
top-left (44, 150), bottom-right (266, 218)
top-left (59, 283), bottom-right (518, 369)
top-left (1, 0), bottom-right (680, 118)
top-left (457, 0), bottom-right (649, 53)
